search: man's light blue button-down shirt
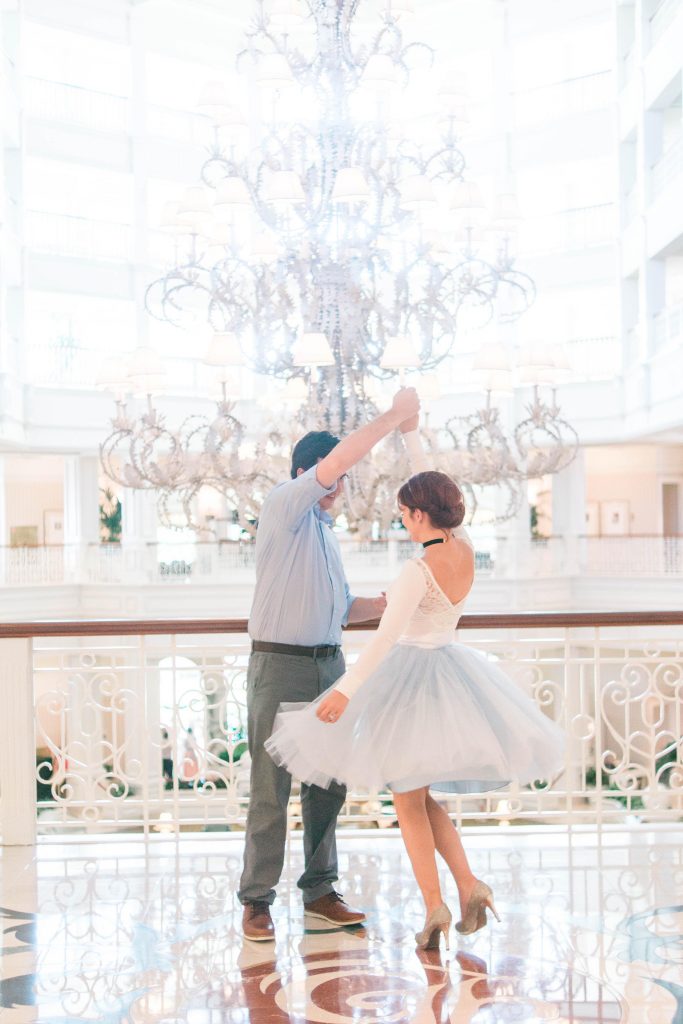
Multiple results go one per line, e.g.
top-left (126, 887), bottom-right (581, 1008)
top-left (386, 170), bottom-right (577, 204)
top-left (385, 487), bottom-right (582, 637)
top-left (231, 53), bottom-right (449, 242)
top-left (248, 466), bottom-right (355, 646)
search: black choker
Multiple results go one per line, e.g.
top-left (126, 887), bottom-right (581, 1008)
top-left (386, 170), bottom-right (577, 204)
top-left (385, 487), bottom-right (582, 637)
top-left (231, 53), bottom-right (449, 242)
top-left (422, 538), bottom-right (445, 549)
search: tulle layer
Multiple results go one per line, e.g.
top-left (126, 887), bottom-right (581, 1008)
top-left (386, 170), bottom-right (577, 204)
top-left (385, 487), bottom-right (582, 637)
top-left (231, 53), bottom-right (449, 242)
top-left (265, 642), bottom-right (565, 794)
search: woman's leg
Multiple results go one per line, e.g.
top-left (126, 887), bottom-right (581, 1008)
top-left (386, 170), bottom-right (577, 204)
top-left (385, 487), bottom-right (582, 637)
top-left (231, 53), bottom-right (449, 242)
top-left (425, 794), bottom-right (477, 915)
top-left (393, 787), bottom-right (443, 915)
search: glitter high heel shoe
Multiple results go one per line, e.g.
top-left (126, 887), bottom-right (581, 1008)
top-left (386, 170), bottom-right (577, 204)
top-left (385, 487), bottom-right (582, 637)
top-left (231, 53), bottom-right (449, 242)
top-left (455, 881), bottom-right (500, 935)
top-left (415, 903), bottom-right (452, 950)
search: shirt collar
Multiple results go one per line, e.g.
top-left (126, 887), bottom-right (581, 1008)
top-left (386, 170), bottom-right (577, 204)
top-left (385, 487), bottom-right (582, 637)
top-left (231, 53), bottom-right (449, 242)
top-left (315, 504), bottom-right (333, 527)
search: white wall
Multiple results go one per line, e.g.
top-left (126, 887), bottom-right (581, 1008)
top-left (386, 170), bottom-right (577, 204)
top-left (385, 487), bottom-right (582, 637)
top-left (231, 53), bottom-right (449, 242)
top-left (585, 443), bottom-right (683, 533)
top-left (3, 453), bottom-right (63, 544)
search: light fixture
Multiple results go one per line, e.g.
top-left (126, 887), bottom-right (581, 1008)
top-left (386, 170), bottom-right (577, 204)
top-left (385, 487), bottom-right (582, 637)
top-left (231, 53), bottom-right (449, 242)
top-left (129, 0), bottom-right (574, 534)
top-left (331, 168), bottom-right (371, 203)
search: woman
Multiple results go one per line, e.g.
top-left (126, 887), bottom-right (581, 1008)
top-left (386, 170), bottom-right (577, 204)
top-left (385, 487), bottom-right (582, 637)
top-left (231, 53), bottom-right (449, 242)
top-left (266, 415), bottom-right (565, 950)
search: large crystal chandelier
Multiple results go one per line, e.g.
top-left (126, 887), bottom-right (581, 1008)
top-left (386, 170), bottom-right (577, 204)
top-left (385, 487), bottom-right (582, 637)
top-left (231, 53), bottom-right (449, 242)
top-left (101, 0), bottom-right (577, 532)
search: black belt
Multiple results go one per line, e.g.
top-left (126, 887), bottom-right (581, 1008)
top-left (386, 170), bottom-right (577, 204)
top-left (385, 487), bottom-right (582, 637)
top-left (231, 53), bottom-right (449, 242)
top-left (251, 640), bottom-right (341, 659)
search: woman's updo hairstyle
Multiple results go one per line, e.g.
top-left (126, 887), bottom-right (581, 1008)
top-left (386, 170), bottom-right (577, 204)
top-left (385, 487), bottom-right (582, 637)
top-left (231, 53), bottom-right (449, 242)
top-left (397, 471), bottom-right (466, 531)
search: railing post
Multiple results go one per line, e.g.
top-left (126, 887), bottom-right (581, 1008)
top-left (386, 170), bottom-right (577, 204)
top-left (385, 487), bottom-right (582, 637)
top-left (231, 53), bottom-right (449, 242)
top-left (0, 638), bottom-right (36, 845)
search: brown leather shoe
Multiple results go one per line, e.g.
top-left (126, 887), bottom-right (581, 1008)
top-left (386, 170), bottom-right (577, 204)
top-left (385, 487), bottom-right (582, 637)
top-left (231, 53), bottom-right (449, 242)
top-left (304, 891), bottom-right (366, 926)
top-left (242, 900), bottom-right (275, 941)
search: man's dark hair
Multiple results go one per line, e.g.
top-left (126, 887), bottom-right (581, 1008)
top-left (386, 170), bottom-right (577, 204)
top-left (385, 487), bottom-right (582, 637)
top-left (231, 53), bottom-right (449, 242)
top-left (290, 430), bottom-right (341, 478)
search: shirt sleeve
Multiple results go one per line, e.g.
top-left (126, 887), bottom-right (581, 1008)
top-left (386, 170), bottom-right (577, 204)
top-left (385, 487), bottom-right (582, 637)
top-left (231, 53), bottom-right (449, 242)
top-left (402, 429), bottom-right (431, 473)
top-left (264, 466), bottom-right (337, 532)
top-left (335, 560), bottom-right (427, 699)
top-left (341, 578), bottom-right (355, 627)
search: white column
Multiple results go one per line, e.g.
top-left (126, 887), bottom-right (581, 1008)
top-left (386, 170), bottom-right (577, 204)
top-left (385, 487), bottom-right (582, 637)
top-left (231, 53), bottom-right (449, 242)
top-left (121, 488), bottom-right (158, 581)
top-left (128, 4), bottom-right (150, 349)
top-left (0, 454), bottom-right (6, 582)
top-left (63, 454), bottom-right (101, 582)
top-left (552, 449), bottom-right (586, 575)
top-left (0, 638), bottom-right (36, 845)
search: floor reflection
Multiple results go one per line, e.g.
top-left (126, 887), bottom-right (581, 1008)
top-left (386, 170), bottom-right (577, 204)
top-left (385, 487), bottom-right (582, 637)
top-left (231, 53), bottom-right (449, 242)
top-left (0, 828), bottom-right (681, 1022)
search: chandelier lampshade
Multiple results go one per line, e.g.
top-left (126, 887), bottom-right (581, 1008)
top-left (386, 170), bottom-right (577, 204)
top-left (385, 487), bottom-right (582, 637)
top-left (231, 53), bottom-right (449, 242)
top-left (493, 192), bottom-right (522, 228)
top-left (255, 52), bottom-right (294, 86)
top-left (399, 175), bottom-right (437, 210)
top-left (380, 336), bottom-right (421, 369)
top-left (177, 186), bottom-right (211, 216)
top-left (266, 170), bottom-right (306, 204)
top-left (197, 81), bottom-right (232, 113)
top-left (450, 181), bottom-right (486, 212)
top-left (267, 0), bottom-right (306, 27)
top-left (213, 177), bottom-right (251, 210)
top-left (205, 332), bottom-right (244, 367)
top-left (332, 168), bottom-right (371, 203)
top-left (127, 347), bottom-right (167, 395)
top-left (518, 342), bottom-right (558, 386)
top-left (292, 333), bottom-right (335, 367)
top-left (251, 232), bottom-right (280, 261)
top-left (363, 53), bottom-right (397, 87)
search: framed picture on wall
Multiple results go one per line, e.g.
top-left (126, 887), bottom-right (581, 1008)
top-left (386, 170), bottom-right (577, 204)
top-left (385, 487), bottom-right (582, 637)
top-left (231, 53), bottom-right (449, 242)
top-left (585, 502), bottom-right (599, 536)
top-left (600, 500), bottom-right (630, 536)
top-left (44, 510), bottom-right (65, 545)
top-left (10, 525), bottom-right (38, 547)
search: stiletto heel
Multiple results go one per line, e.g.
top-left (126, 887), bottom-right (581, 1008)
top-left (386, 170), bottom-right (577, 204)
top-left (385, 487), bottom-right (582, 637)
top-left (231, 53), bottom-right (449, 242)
top-left (415, 903), bottom-right (452, 950)
top-left (455, 881), bottom-right (500, 935)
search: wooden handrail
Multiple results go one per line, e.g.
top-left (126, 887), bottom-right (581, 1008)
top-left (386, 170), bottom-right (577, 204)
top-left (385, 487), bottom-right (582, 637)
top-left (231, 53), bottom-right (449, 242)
top-left (1, 610), bottom-right (682, 639)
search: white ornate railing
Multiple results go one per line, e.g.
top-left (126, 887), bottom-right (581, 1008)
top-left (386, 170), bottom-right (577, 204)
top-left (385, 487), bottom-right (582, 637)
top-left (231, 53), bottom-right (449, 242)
top-left (513, 71), bottom-right (612, 127)
top-left (24, 77), bottom-right (130, 133)
top-left (23, 346), bottom-right (215, 392)
top-left (25, 209), bottom-right (133, 262)
top-left (3, 536), bottom-right (683, 588)
top-left (147, 103), bottom-right (210, 144)
top-left (584, 535), bottom-right (683, 576)
top-left (1, 612), bottom-right (681, 843)
top-left (651, 137), bottom-right (683, 198)
top-left (564, 335), bottom-right (620, 381)
top-left (652, 304), bottom-right (683, 352)
top-left (519, 203), bottom-right (616, 255)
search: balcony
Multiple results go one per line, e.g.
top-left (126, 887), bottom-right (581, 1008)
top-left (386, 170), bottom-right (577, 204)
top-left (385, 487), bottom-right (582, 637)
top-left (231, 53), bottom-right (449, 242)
top-left (518, 203), bottom-right (616, 256)
top-left (513, 71), bottom-right (613, 129)
top-left (1, 610), bottom-right (681, 844)
top-left (23, 344), bottom-right (216, 394)
top-left (652, 304), bottom-right (683, 354)
top-left (2, 535), bottom-right (682, 591)
top-left (651, 138), bottom-right (683, 201)
top-left (25, 209), bottom-right (133, 263)
top-left (24, 77), bottom-right (130, 134)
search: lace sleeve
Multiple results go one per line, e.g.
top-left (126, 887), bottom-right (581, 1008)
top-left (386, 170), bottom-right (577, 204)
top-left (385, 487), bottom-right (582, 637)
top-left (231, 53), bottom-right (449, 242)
top-left (335, 560), bottom-right (427, 700)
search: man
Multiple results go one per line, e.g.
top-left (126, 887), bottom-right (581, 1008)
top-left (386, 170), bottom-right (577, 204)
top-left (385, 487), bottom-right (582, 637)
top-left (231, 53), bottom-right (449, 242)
top-left (238, 387), bottom-right (420, 940)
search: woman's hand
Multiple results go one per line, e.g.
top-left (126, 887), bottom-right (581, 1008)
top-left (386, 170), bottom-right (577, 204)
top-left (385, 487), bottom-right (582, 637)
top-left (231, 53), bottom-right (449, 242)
top-left (316, 690), bottom-right (349, 724)
top-left (398, 412), bottom-right (419, 434)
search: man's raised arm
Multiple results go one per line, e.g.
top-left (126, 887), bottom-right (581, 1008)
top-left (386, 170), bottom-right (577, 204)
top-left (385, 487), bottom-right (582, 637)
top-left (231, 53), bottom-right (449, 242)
top-left (315, 387), bottom-right (420, 488)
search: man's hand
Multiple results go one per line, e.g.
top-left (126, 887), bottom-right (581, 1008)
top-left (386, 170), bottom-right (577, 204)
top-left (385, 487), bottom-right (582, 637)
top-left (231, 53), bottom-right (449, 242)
top-left (390, 387), bottom-right (420, 424)
top-left (347, 593), bottom-right (386, 623)
top-left (316, 690), bottom-right (350, 724)
top-left (399, 412), bottom-right (419, 434)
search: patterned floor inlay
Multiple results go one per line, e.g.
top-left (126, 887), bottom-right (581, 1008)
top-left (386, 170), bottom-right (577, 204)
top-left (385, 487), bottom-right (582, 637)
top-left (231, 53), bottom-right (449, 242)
top-left (0, 828), bottom-right (681, 1022)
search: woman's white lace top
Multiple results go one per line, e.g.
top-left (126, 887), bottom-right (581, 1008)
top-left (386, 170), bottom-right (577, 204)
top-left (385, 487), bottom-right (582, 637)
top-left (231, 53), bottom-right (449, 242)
top-left (335, 430), bottom-right (473, 700)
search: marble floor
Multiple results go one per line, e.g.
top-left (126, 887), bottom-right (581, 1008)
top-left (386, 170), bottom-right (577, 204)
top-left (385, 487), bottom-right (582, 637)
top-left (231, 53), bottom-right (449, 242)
top-left (0, 826), bottom-right (681, 1023)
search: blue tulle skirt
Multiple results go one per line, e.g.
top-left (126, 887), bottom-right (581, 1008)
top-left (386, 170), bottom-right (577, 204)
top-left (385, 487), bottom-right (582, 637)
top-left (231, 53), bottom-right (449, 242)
top-left (265, 642), bottom-right (565, 794)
